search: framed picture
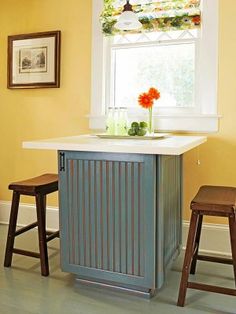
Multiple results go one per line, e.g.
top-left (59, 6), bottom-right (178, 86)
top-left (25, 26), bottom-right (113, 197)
top-left (8, 31), bottom-right (61, 89)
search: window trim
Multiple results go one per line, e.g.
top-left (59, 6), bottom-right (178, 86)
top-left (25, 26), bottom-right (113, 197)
top-left (90, 0), bottom-right (220, 133)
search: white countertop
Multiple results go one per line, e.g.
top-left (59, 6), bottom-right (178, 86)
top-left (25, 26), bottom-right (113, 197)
top-left (23, 134), bottom-right (207, 155)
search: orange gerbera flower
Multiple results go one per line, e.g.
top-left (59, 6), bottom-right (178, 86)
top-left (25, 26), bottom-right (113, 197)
top-left (138, 93), bottom-right (153, 109)
top-left (148, 87), bottom-right (160, 100)
top-left (192, 16), bottom-right (201, 25)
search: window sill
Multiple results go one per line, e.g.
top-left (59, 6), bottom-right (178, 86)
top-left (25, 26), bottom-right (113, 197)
top-left (88, 114), bottom-right (221, 133)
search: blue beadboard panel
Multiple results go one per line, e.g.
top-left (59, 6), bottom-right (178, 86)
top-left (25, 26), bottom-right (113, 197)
top-left (59, 151), bottom-right (156, 291)
top-left (156, 155), bottom-right (182, 289)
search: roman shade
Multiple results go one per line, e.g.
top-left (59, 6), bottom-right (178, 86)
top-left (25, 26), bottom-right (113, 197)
top-left (101, 0), bottom-right (201, 36)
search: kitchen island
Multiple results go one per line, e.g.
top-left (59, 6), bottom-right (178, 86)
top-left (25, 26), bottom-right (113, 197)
top-left (23, 134), bottom-right (206, 297)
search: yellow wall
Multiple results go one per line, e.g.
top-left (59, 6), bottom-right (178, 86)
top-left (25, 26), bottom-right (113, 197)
top-left (0, 0), bottom-right (92, 204)
top-left (183, 0), bottom-right (236, 223)
top-left (0, 0), bottom-right (235, 223)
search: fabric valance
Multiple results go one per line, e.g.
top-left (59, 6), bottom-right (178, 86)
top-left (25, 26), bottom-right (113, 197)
top-left (101, 0), bottom-right (201, 36)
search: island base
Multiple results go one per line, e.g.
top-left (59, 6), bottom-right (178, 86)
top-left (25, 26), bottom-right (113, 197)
top-left (59, 151), bottom-right (182, 297)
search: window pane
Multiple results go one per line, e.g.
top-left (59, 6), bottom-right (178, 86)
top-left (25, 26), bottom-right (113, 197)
top-left (112, 43), bottom-right (195, 109)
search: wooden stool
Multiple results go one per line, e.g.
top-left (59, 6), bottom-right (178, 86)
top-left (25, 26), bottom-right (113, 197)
top-left (4, 173), bottom-right (59, 276)
top-left (177, 185), bottom-right (236, 307)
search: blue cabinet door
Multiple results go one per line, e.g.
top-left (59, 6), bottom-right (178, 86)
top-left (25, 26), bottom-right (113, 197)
top-left (58, 151), bottom-right (156, 291)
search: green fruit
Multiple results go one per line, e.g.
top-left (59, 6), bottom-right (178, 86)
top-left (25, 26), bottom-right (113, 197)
top-left (140, 121), bottom-right (148, 128)
top-left (128, 128), bottom-right (137, 136)
top-left (137, 128), bottom-right (147, 136)
top-left (131, 121), bottom-right (139, 129)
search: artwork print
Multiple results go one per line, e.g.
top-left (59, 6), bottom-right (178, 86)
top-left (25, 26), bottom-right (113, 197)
top-left (19, 47), bottom-right (47, 74)
top-left (8, 31), bottom-right (60, 89)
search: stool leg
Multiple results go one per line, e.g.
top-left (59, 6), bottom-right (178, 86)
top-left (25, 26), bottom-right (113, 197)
top-left (4, 191), bottom-right (20, 267)
top-left (190, 214), bottom-right (203, 275)
top-left (35, 194), bottom-right (49, 276)
top-left (177, 211), bottom-right (199, 307)
top-left (229, 213), bottom-right (236, 286)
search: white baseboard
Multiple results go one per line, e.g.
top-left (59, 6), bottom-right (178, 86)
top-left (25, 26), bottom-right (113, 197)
top-left (0, 201), bottom-right (232, 256)
top-left (183, 220), bottom-right (231, 257)
top-left (0, 200), bottom-right (59, 231)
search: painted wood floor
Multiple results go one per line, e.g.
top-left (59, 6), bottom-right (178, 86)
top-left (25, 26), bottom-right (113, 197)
top-left (0, 224), bottom-right (235, 314)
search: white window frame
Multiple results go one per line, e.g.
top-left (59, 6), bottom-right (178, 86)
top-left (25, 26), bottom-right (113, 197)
top-left (90, 0), bottom-right (220, 132)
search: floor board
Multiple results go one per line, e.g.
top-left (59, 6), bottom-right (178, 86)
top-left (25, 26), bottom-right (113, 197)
top-left (0, 224), bottom-right (235, 314)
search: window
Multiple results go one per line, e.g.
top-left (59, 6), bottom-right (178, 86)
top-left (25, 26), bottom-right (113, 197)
top-left (90, 0), bottom-right (219, 132)
top-left (112, 42), bottom-right (195, 109)
top-left (108, 31), bottom-right (197, 112)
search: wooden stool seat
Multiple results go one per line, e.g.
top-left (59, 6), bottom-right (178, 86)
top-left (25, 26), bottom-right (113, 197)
top-left (177, 185), bottom-right (236, 307)
top-left (9, 173), bottom-right (58, 195)
top-left (191, 185), bottom-right (236, 214)
top-left (4, 173), bottom-right (59, 276)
